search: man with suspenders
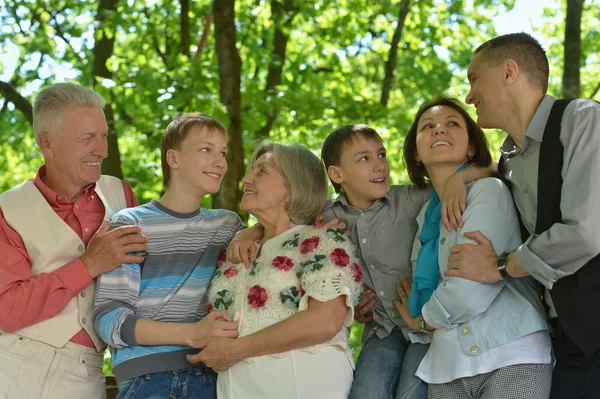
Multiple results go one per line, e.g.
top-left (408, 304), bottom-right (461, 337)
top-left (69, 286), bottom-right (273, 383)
top-left (446, 33), bottom-right (600, 398)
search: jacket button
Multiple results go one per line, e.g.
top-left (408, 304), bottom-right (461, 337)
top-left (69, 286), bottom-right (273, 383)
top-left (78, 245), bottom-right (85, 252)
top-left (470, 346), bottom-right (478, 353)
top-left (440, 238), bottom-right (446, 244)
top-left (80, 292), bottom-right (86, 298)
top-left (462, 328), bottom-right (469, 335)
top-left (81, 318), bottom-right (87, 324)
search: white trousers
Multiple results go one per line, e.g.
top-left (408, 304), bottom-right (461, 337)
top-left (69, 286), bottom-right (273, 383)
top-left (0, 332), bottom-right (106, 399)
top-left (217, 345), bottom-right (354, 399)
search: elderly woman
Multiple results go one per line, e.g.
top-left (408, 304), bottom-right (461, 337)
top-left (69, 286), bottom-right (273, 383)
top-left (188, 142), bottom-right (362, 398)
top-left (395, 95), bottom-right (552, 399)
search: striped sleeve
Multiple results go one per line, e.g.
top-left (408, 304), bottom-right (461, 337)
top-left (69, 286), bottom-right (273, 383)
top-left (93, 211), bottom-right (142, 348)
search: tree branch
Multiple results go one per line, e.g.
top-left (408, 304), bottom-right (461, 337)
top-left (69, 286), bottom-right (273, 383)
top-left (181, 0), bottom-right (190, 57)
top-left (380, 0), bottom-right (411, 107)
top-left (0, 81), bottom-right (33, 124)
top-left (194, 6), bottom-right (213, 60)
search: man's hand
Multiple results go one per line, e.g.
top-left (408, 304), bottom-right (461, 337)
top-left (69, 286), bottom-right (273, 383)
top-left (354, 289), bottom-right (375, 324)
top-left (447, 231), bottom-right (502, 283)
top-left (80, 220), bottom-right (148, 277)
top-left (186, 337), bottom-right (241, 371)
top-left (441, 172), bottom-right (468, 231)
top-left (188, 310), bottom-right (239, 341)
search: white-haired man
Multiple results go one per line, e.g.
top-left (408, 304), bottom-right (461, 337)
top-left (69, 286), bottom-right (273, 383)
top-left (0, 83), bottom-right (147, 398)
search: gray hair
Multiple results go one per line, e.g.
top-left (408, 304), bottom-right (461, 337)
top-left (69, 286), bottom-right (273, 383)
top-left (33, 82), bottom-right (106, 137)
top-left (247, 141), bottom-right (328, 225)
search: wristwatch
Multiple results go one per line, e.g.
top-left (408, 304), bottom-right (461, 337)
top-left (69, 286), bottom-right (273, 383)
top-left (418, 315), bottom-right (426, 333)
top-left (497, 251), bottom-right (510, 279)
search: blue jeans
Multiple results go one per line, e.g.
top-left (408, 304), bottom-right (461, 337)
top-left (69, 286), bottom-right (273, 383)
top-left (349, 327), bottom-right (428, 399)
top-left (116, 364), bottom-right (217, 399)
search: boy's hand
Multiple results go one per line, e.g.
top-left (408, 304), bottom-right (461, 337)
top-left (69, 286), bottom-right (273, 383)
top-left (441, 173), bottom-right (467, 231)
top-left (354, 288), bottom-right (375, 323)
top-left (188, 310), bottom-right (239, 341)
top-left (227, 234), bottom-right (257, 268)
top-left (315, 215), bottom-right (347, 231)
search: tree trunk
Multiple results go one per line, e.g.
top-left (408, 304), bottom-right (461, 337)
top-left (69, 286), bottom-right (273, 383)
top-left (0, 81), bottom-right (33, 124)
top-left (93, 0), bottom-right (123, 179)
top-left (256, 0), bottom-right (299, 140)
top-left (562, 0), bottom-right (584, 98)
top-left (212, 0), bottom-right (243, 212)
top-left (380, 0), bottom-right (411, 107)
top-left (181, 0), bottom-right (190, 57)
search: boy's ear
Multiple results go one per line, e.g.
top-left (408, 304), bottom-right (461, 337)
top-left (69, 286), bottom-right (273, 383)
top-left (166, 149), bottom-right (179, 169)
top-left (327, 165), bottom-right (344, 185)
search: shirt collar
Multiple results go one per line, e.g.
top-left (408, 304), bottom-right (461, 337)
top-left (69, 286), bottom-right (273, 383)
top-left (327, 191), bottom-right (391, 211)
top-left (500, 95), bottom-right (556, 158)
top-left (33, 165), bottom-right (97, 206)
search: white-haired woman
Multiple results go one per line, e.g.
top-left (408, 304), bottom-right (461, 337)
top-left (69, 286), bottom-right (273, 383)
top-left (187, 142), bottom-right (363, 399)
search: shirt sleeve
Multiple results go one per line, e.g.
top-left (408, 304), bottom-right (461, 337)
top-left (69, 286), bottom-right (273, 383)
top-left (297, 228), bottom-right (363, 327)
top-left (421, 179), bottom-right (519, 329)
top-left (515, 102), bottom-right (600, 289)
top-left (0, 208), bottom-right (93, 333)
top-left (93, 211), bottom-right (142, 347)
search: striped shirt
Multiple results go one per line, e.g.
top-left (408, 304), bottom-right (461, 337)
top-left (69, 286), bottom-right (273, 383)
top-left (93, 200), bottom-right (243, 382)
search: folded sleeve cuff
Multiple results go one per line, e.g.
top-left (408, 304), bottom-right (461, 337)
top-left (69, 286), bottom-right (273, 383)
top-left (120, 314), bottom-right (141, 345)
top-left (515, 237), bottom-right (565, 290)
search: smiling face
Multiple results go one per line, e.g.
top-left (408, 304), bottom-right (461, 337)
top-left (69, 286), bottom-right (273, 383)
top-left (465, 52), bottom-right (507, 129)
top-left (328, 133), bottom-right (389, 211)
top-left (42, 107), bottom-right (109, 193)
top-left (415, 105), bottom-right (474, 171)
top-left (240, 151), bottom-right (289, 220)
top-left (168, 126), bottom-right (228, 196)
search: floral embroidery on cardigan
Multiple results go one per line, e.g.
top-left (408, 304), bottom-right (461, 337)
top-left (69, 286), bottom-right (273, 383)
top-left (282, 233), bottom-right (301, 249)
top-left (300, 236), bottom-right (320, 254)
top-left (280, 286), bottom-right (303, 309)
top-left (330, 248), bottom-right (350, 267)
top-left (351, 263), bottom-right (363, 282)
top-left (272, 256), bottom-right (294, 271)
top-left (250, 261), bottom-right (261, 275)
top-left (224, 266), bottom-right (239, 278)
top-left (248, 285), bottom-right (269, 308)
top-left (217, 249), bottom-right (227, 267)
top-left (214, 289), bottom-right (233, 310)
top-left (327, 228), bottom-right (347, 242)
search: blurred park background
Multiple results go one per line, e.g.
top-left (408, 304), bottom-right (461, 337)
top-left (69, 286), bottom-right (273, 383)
top-left (0, 0), bottom-right (598, 376)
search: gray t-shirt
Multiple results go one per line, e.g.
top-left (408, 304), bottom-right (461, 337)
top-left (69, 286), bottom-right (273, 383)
top-left (322, 184), bottom-right (430, 342)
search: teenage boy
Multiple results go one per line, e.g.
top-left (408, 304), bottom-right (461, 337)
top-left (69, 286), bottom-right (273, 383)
top-left (448, 32), bottom-right (600, 398)
top-left (94, 113), bottom-right (242, 399)
top-left (321, 124), bottom-right (492, 399)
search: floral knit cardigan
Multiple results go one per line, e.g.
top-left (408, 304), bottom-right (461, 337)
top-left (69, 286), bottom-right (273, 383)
top-left (207, 226), bottom-right (364, 365)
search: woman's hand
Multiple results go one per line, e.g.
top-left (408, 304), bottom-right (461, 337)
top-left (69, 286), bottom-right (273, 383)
top-left (441, 172), bottom-right (467, 232)
top-left (314, 215), bottom-right (347, 231)
top-left (186, 337), bottom-right (241, 371)
top-left (354, 288), bottom-right (375, 324)
top-left (393, 276), bottom-right (421, 332)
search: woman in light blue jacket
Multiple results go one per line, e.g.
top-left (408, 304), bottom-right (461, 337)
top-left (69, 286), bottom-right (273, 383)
top-left (396, 95), bottom-right (552, 399)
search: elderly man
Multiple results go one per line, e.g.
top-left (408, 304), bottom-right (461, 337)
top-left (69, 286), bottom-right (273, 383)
top-left (0, 83), bottom-right (148, 398)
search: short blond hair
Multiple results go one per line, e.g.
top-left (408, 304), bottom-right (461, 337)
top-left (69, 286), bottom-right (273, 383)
top-left (247, 142), bottom-right (328, 225)
top-left (160, 113), bottom-right (227, 188)
top-left (33, 83), bottom-right (106, 138)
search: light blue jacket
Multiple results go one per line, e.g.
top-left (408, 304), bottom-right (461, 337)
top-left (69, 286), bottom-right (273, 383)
top-left (409, 178), bottom-right (549, 356)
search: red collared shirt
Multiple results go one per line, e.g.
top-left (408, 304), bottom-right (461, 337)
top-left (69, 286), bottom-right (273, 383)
top-left (0, 166), bottom-right (137, 348)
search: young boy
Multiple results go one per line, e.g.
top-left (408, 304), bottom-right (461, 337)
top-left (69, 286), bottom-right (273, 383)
top-left (321, 124), bottom-right (491, 399)
top-left (94, 113), bottom-right (242, 399)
